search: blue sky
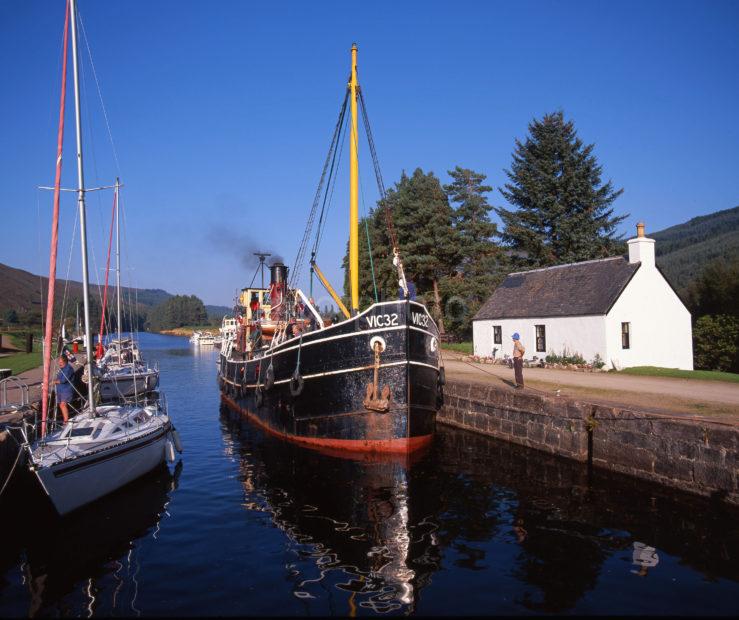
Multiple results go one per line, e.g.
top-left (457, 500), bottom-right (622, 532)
top-left (1, 0), bottom-right (737, 307)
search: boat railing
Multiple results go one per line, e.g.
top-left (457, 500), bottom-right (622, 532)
top-left (0, 376), bottom-right (30, 408)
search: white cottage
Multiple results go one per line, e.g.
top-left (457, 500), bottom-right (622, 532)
top-left (472, 223), bottom-right (694, 370)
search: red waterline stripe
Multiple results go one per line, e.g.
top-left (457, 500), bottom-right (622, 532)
top-left (221, 393), bottom-right (432, 455)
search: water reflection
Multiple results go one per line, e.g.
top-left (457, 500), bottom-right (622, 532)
top-left (0, 462), bottom-right (181, 617)
top-left (430, 427), bottom-right (739, 614)
top-left (220, 404), bottom-right (442, 614)
top-left (222, 405), bottom-right (739, 615)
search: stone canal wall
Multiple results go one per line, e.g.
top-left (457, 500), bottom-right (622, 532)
top-left (439, 380), bottom-right (738, 506)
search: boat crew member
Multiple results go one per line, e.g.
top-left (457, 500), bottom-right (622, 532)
top-left (54, 354), bottom-right (75, 423)
top-left (306, 297), bottom-right (318, 331)
top-left (249, 293), bottom-right (260, 319)
top-left (398, 278), bottom-right (417, 300)
top-left (512, 332), bottom-right (525, 389)
top-left (250, 323), bottom-right (262, 349)
top-left (61, 344), bottom-right (77, 364)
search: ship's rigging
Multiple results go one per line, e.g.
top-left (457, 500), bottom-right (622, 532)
top-left (289, 45), bottom-right (409, 320)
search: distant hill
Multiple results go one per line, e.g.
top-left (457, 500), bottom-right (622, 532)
top-left (0, 261), bottom-right (172, 317)
top-left (205, 305), bottom-right (232, 321)
top-left (652, 206), bottom-right (739, 291)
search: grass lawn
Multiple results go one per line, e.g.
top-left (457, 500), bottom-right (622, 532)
top-left (441, 341), bottom-right (473, 354)
top-left (619, 366), bottom-right (739, 383)
top-left (0, 352), bottom-right (43, 375)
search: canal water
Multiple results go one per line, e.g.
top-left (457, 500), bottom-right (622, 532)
top-left (0, 332), bottom-right (737, 616)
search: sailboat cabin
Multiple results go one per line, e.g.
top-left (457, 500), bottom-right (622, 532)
top-left (472, 223), bottom-right (694, 370)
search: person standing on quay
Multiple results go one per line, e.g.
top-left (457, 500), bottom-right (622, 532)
top-left (512, 332), bottom-right (525, 389)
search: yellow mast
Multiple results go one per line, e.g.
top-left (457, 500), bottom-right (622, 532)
top-left (349, 43), bottom-right (360, 313)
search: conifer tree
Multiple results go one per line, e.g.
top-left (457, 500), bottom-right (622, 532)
top-left (497, 111), bottom-right (626, 268)
top-left (443, 167), bottom-right (506, 337)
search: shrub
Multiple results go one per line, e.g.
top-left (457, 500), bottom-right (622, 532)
top-left (545, 348), bottom-right (586, 366)
top-left (693, 314), bottom-right (739, 372)
top-left (592, 353), bottom-right (605, 369)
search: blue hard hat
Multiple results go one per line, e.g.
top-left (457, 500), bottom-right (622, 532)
top-left (512, 332), bottom-right (520, 340)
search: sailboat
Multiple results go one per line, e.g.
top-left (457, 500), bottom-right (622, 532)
top-left (92, 179), bottom-right (160, 401)
top-left (24, 0), bottom-right (181, 515)
top-left (218, 44), bottom-right (444, 454)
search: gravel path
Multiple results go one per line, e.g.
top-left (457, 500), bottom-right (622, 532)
top-left (442, 351), bottom-right (739, 424)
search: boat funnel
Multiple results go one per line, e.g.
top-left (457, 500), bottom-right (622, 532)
top-left (269, 262), bottom-right (289, 321)
top-left (270, 262), bottom-right (288, 286)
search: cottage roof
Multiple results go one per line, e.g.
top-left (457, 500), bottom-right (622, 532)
top-left (473, 256), bottom-right (640, 320)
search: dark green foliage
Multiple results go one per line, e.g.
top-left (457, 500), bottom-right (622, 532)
top-left (146, 295), bottom-right (208, 330)
top-left (342, 169), bottom-right (462, 329)
top-left (340, 167), bottom-right (505, 339)
top-left (206, 305), bottom-right (233, 325)
top-left (3, 309), bottom-right (18, 324)
top-left (497, 111), bottom-right (627, 268)
top-left (442, 167), bottom-right (507, 337)
top-left (685, 258), bottom-right (739, 318)
top-left (693, 314), bottom-right (739, 372)
top-left (654, 206), bottom-right (739, 291)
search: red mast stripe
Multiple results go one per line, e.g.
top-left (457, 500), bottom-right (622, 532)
top-left (41, 0), bottom-right (71, 437)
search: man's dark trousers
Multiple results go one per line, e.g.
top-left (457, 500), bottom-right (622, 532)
top-left (513, 358), bottom-right (524, 387)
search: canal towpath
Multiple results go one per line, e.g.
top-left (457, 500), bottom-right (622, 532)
top-left (442, 350), bottom-right (739, 426)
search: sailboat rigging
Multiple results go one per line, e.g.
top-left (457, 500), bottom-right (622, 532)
top-left (93, 178), bottom-right (160, 401)
top-left (22, 0), bottom-right (181, 515)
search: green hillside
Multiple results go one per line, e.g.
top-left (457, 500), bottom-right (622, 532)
top-left (205, 305), bottom-right (233, 321)
top-left (652, 206), bottom-right (739, 291)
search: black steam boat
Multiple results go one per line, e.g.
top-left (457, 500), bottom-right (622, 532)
top-left (218, 44), bottom-right (444, 454)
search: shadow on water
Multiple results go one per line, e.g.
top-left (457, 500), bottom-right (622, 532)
top-left (221, 404), bottom-right (739, 616)
top-left (0, 462), bottom-right (181, 617)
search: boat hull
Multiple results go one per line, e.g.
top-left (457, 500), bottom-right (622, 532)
top-left (99, 370), bottom-right (159, 400)
top-left (218, 300), bottom-right (442, 454)
top-left (33, 425), bottom-right (170, 515)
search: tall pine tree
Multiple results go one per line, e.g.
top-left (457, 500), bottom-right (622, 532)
top-left (497, 111), bottom-right (626, 268)
top-left (442, 167), bottom-right (506, 337)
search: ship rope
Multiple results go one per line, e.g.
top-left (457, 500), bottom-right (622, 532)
top-left (312, 105), bottom-right (349, 263)
top-left (289, 90), bottom-right (349, 293)
top-left (358, 89), bottom-right (409, 296)
top-left (358, 166), bottom-right (379, 303)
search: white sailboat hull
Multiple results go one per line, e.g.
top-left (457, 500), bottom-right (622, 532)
top-left (98, 370), bottom-right (159, 399)
top-left (33, 425), bottom-right (169, 515)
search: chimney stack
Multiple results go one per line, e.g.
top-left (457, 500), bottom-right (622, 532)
top-left (628, 221), bottom-right (655, 267)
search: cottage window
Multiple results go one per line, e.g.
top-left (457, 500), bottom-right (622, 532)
top-left (622, 322), bottom-right (630, 349)
top-left (535, 325), bottom-right (546, 352)
top-left (493, 326), bottom-right (502, 345)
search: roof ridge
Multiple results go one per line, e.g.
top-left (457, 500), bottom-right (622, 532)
top-left (508, 255), bottom-right (625, 276)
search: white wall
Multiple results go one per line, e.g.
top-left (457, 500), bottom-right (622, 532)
top-left (606, 266), bottom-right (693, 370)
top-left (473, 315), bottom-right (606, 362)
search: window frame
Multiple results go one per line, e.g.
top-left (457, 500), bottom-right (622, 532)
top-left (621, 322), bottom-right (630, 349)
top-left (493, 325), bottom-right (502, 345)
top-left (535, 325), bottom-right (546, 353)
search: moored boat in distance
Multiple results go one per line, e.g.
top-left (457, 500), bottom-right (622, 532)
top-left (218, 44), bottom-right (444, 455)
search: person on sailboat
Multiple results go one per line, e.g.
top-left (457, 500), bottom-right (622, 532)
top-left (54, 355), bottom-right (75, 423)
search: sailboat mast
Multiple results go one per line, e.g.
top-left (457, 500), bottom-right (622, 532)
top-left (115, 178), bottom-right (122, 342)
top-left (349, 43), bottom-right (360, 314)
top-left (69, 0), bottom-right (95, 413)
